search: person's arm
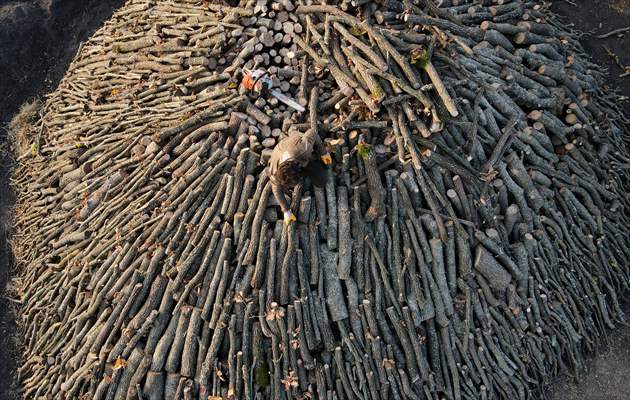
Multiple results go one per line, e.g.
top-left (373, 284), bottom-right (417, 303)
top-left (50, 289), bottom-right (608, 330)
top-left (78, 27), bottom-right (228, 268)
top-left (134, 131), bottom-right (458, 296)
top-left (272, 182), bottom-right (296, 224)
top-left (304, 129), bottom-right (332, 165)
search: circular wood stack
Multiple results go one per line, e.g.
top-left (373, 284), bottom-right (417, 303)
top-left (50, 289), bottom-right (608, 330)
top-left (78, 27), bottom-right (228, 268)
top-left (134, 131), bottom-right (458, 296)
top-left (10, 0), bottom-right (630, 399)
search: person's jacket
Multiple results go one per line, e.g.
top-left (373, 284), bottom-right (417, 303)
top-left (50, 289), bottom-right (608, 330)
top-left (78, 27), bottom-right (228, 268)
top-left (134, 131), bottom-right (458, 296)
top-left (269, 129), bottom-right (326, 212)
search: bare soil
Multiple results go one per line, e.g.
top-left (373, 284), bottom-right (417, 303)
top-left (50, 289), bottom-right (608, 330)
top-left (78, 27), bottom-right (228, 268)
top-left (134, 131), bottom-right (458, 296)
top-left (551, 0), bottom-right (630, 113)
top-left (550, 302), bottom-right (630, 400)
top-left (0, 1), bottom-right (628, 400)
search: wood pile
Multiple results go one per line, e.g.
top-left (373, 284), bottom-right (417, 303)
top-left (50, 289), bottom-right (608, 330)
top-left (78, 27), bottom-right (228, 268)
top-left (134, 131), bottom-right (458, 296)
top-left (9, 0), bottom-right (630, 399)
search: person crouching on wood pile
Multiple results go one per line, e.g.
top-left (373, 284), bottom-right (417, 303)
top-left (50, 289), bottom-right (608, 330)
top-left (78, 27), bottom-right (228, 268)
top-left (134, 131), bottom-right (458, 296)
top-left (269, 128), bottom-right (332, 224)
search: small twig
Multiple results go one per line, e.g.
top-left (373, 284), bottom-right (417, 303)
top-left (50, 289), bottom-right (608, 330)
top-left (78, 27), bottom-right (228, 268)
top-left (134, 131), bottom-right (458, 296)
top-left (597, 26), bottom-right (630, 39)
top-left (3, 296), bottom-right (22, 304)
top-left (481, 116), bottom-right (519, 180)
top-left (603, 45), bottom-right (630, 77)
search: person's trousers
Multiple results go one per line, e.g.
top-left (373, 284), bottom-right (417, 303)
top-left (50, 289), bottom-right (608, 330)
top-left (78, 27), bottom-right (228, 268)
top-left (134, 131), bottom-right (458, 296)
top-left (303, 159), bottom-right (328, 187)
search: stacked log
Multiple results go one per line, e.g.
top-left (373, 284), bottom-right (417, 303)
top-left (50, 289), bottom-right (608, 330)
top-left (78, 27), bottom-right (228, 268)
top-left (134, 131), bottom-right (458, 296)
top-left (9, 0), bottom-right (630, 399)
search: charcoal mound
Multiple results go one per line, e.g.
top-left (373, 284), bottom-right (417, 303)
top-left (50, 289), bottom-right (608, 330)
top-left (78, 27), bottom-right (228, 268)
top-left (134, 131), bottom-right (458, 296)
top-left (10, 0), bottom-right (630, 399)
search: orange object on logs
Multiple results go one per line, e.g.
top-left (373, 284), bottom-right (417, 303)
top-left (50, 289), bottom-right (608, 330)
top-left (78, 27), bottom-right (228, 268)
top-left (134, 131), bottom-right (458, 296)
top-left (240, 69), bottom-right (271, 93)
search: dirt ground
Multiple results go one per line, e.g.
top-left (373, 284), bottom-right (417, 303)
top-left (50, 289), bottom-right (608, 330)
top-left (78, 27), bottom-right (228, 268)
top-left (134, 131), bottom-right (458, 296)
top-left (0, 1), bottom-right (629, 400)
top-left (550, 303), bottom-right (630, 400)
top-left (551, 0), bottom-right (630, 114)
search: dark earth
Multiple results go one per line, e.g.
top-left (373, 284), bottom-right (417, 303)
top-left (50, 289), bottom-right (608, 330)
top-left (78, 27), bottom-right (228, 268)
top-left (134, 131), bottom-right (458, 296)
top-left (0, 1), bottom-right (628, 399)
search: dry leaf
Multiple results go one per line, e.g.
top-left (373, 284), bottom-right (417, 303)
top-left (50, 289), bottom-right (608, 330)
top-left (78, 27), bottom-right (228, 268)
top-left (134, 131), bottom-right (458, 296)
top-left (113, 358), bottom-right (127, 370)
top-left (265, 306), bottom-right (285, 321)
top-left (382, 358), bottom-right (396, 370)
top-left (215, 367), bottom-right (225, 381)
top-left (281, 370), bottom-right (299, 390)
top-left (512, 305), bottom-right (521, 316)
